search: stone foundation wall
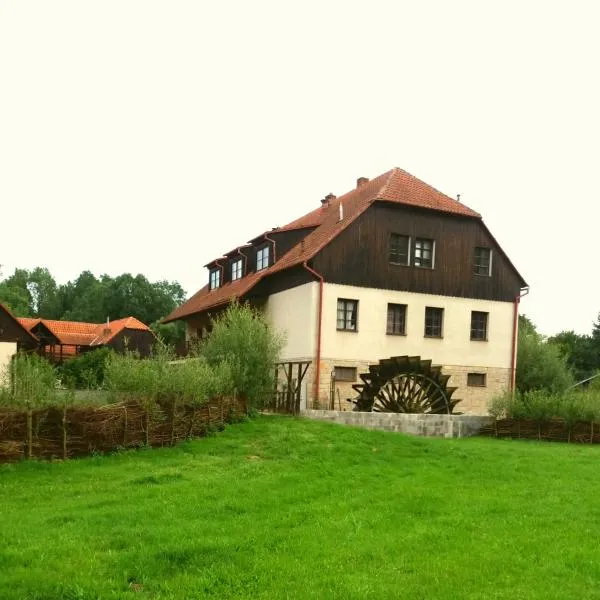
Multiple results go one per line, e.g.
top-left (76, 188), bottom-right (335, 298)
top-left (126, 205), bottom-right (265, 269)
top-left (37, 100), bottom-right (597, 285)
top-left (307, 359), bottom-right (510, 415)
top-left (302, 409), bottom-right (494, 438)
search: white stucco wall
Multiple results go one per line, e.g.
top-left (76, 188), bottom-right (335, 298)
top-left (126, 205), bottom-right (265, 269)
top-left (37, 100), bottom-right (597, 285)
top-left (263, 282), bottom-right (318, 360)
top-left (0, 342), bottom-right (16, 386)
top-left (320, 283), bottom-right (514, 368)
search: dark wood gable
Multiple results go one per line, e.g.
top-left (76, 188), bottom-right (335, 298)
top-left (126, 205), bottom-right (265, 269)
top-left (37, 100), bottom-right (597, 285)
top-left (0, 306), bottom-right (38, 349)
top-left (311, 202), bottom-right (525, 302)
top-left (30, 322), bottom-right (61, 346)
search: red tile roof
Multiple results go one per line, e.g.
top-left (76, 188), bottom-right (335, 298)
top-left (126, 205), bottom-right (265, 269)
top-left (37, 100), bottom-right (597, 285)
top-left (163, 167), bottom-right (484, 322)
top-left (17, 316), bottom-right (151, 347)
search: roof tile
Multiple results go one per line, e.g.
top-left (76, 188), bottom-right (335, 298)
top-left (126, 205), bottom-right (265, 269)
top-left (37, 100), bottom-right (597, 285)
top-left (164, 167), bottom-right (482, 322)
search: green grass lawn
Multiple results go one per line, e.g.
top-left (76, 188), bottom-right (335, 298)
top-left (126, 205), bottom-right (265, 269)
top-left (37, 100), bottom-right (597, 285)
top-left (2, 416), bottom-right (600, 599)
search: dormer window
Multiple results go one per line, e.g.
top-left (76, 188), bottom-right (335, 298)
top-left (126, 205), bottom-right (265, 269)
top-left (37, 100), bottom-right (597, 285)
top-left (256, 246), bottom-right (270, 271)
top-left (209, 268), bottom-right (221, 290)
top-left (231, 258), bottom-right (243, 281)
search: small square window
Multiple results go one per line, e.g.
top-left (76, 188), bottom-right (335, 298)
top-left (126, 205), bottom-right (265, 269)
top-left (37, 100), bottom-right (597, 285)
top-left (389, 233), bottom-right (410, 265)
top-left (424, 307), bottom-right (443, 338)
top-left (467, 373), bottom-right (487, 387)
top-left (414, 238), bottom-right (435, 268)
top-left (474, 247), bottom-right (492, 276)
top-left (231, 259), bottom-right (243, 281)
top-left (337, 299), bottom-right (358, 331)
top-left (209, 269), bottom-right (221, 290)
top-left (471, 311), bottom-right (488, 341)
top-left (387, 303), bottom-right (407, 335)
top-left (256, 246), bottom-right (270, 271)
top-left (334, 366), bottom-right (357, 382)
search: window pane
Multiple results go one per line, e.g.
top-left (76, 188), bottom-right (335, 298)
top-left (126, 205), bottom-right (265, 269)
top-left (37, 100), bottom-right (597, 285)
top-left (474, 247), bottom-right (491, 275)
top-left (389, 234), bottom-right (410, 265)
top-left (387, 303), bottom-right (406, 334)
top-left (467, 373), bottom-right (486, 387)
top-left (337, 299), bottom-right (358, 331)
top-left (414, 238), bottom-right (434, 268)
top-left (334, 366), bottom-right (357, 382)
top-left (470, 311), bottom-right (488, 340)
top-left (424, 307), bottom-right (443, 337)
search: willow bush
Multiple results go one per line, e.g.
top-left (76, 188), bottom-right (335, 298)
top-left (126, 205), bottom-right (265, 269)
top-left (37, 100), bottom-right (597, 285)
top-left (0, 353), bottom-right (59, 408)
top-left (104, 345), bottom-right (235, 408)
top-left (201, 302), bottom-right (283, 409)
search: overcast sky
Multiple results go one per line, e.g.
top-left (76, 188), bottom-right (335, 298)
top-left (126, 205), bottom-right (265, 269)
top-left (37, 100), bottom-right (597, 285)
top-left (1, 1), bottom-right (598, 336)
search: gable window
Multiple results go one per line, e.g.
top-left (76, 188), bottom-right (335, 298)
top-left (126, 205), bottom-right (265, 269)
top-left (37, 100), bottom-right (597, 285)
top-left (424, 307), bottom-right (443, 338)
top-left (471, 311), bottom-right (488, 341)
top-left (467, 373), bottom-right (487, 387)
top-left (389, 233), bottom-right (410, 265)
top-left (337, 299), bottom-right (358, 331)
top-left (387, 303), bottom-right (407, 335)
top-left (256, 246), bottom-right (270, 271)
top-left (231, 258), bottom-right (243, 281)
top-left (414, 237), bottom-right (435, 268)
top-left (209, 268), bottom-right (221, 290)
top-left (334, 366), bottom-right (357, 382)
top-left (474, 247), bottom-right (492, 276)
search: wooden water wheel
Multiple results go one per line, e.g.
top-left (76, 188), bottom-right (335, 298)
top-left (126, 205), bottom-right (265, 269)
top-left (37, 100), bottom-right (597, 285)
top-left (350, 355), bottom-right (461, 414)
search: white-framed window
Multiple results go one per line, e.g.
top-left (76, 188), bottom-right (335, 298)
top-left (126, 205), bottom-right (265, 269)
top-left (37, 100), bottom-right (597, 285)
top-left (474, 247), bottom-right (492, 276)
top-left (337, 298), bottom-right (358, 331)
top-left (231, 258), bottom-right (243, 281)
top-left (414, 238), bottom-right (435, 268)
top-left (256, 246), bottom-right (270, 271)
top-left (209, 268), bottom-right (221, 290)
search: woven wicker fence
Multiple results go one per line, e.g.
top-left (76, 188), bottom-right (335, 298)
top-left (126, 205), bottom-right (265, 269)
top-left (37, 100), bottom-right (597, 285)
top-left (479, 418), bottom-right (600, 443)
top-left (0, 395), bottom-right (247, 463)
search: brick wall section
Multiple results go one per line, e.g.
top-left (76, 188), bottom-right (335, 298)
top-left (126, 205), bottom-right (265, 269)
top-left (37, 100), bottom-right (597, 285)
top-left (308, 359), bottom-right (510, 415)
top-left (302, 409), bottom-right (494, 438)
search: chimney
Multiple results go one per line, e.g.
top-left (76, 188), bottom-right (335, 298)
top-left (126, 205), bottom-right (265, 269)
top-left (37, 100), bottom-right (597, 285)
top-left (338, 201), bottom-right (344, 222)
top-left (321, 193), bottom-right (336, 207)
top-left (356, 177), bottom-right (369, 188)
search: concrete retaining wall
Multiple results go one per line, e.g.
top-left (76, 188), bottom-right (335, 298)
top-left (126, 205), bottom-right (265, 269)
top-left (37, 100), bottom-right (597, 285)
top-left (301, 409), bottom-right (494, 438)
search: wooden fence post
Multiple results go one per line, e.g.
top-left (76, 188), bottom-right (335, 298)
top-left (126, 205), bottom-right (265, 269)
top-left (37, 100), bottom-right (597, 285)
top-left (62, 403), bottom-right (68, 460)
top-left (170, 398), bottom-right (177, 446)
top-left (145, 409), bottom-right (150, 446)
top-left (26, 407), bottom-right (33, 459)
top-left (123, 406), bottom-right (128, 446)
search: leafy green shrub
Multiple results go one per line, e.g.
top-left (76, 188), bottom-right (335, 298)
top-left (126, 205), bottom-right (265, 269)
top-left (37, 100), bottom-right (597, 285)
top-left (490, 388), bottom-right (600, 424)
top-left (56, 347), bottom-right (114, 389)
top-left (201, 302), bottom-right (283, 408)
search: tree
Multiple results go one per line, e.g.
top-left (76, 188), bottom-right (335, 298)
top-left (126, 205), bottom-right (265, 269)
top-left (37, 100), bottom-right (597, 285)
top-left (548, 330), bottom-right (596, 382)
top-left (151, 320), bottom-right (186, 346)
top-left (0, 266), bottom-right (186, 327)
top-left (0, 267), bottom-right (60, 318)
top-left (516, 320), bottom-right (573, 394)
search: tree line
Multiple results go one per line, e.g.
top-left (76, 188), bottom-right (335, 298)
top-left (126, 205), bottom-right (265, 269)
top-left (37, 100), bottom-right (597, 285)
top-left (0, 266), bottom-right (186, 344)
top-left (517, 313), bottom-right (600, 393)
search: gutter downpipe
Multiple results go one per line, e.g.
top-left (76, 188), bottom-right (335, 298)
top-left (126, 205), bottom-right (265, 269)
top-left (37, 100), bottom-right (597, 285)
top-left (303, 261), bottom-right (324, 407)
top-left (264, 232), bottom-right (277, 263)
top-left (511, 286), bottom-right (530, 392)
